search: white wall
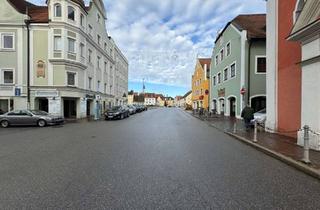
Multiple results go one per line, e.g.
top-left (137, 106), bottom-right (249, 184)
top-left (266, 0), bottom-right (278, 132)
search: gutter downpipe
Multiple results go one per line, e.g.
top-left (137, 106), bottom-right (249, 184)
top-left (248, 39), bottom-right (252, 105)
top-left (25, 9), bottom-right (31, 109)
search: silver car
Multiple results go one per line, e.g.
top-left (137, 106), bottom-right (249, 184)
top-left (0, 110), bottom-right (64, 128)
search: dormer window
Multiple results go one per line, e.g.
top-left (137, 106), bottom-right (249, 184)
top-left (68, 6), bottom-right (75, 21)
top-left (54, 4), bottom-right (61, 17)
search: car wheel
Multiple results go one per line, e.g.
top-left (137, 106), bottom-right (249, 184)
top-left (37, 119), bottom-right (46, 127)
top-left (0, 120), bottom-right (9, 128)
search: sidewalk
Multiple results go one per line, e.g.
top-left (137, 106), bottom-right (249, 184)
top-left (187, 110), bottom-right (320, 179)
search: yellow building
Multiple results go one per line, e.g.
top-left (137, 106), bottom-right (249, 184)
top-left (192, 58), bottom-right (211, 110)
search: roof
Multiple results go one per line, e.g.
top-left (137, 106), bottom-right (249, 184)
top-left (28, 6), bottom-right (49, 23)
top-left (289, 0), bottom-right (320, 39)
top-left (198, 58), bottom-right (211, 70)
top-left (183, 91), bottom-right (192, 98)
top-left (215, 14), bottom-right (266, 43)
top-left (70, 0), bottom-right (86, 11)
top-left (144, 93), bottom-right (157, 98)
top-left (7, 0), bottom-right (49, 23)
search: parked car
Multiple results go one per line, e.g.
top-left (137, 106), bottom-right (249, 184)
top-left (0, 110), bottom-right (64, 128)
top-left (251, 108), bottom-right (266, 125)
top-left (105, 106), bottom-right (129, 120)
top-left (133, 105), bottom-right (143, 113)
top-left (127, 105), bottom-right (137, 115)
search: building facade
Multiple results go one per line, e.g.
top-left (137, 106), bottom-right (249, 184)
top-left (210, 14), bottom-right (266, 118)
top-left (0, 0), bottom-right (128, 119)
top-left (144, 93), bottom-right (156, 106)
top-left (191, 58), bottom-right (211, 110)
top-left (287, 0), bottom-right (320, 150)
top-left (266, 0), bottom-right (302, 137)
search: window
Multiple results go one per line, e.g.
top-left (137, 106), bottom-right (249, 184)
top-left (1, 34), bottom-right (14, 49)
top-left (97, 56), bottom-right (100, 68)
top-left (68, 6), bottom-right (75, 21)
top-left (230, 63), bottom-right (236, 78)
top-left (80, 43), bottom-right (84, 57)
top-left (215, 55), bottom-right (219, 66)
top-left (54, 3), bottom-right (62, 17)
top-left (54, 36), bottom-right (62, 51)
top-left (67, 72), bottom-right (76, 86)
top-left (217, 73), bottom-right (221, 84)
top-left (97, 80), bottom-right (100, 92)
top-left (104, 83), bottom-right (107, 93)
top-left (256, 57), bottom-right (266, 73)
top-left (220, 48), bottom-right (224, 61)
top-left (97, 35), bottom-right (101, 45)
top-left (104, 61), bottom-right (107, 72)
top-left (110, 48), bottom-right (113, 56)
top-left (224, 68), bottom-right (228, 81)
top-left (226, 42), bottom-right (231, 56)
top-left (88, 77), bottom-right (92, 89)
top-left (88, 49), bottom-right (92, 63)
top-left (2, 69), bottom-right (14, 84)
top-left (213, 76), bottom-right (216, 86)
top-left (80, 14), bottom-right (84, 26)
top-left (104, 43), bottom-right (107, 51)
top-left (88, 25), bottom-right (93, 36)
top-left (68, 38), bottom-right (75, 53)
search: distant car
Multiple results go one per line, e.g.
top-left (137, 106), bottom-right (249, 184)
top-left (133, 105), bottom-right (143, 113)
top-left (105, 106), bottom-right (129, 120)
top-left (0, 110), bottom-right (64, 128)
top-left (127, 105), bottom-right (137, 115)
top-left (251, 108), bottom-right (266, 125)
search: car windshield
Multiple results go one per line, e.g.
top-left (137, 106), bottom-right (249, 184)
top-left (111, 106), bottom-right (121, 111)
top-left (30, 110), bottom-right (49, 115)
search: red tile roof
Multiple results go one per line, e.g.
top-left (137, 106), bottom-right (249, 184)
top-left (28, 6), bottom-right (49, 23)
top-left (232, 14), bottom-right (266, 39)
top-left (215, 14), bottom-right (266, 43)
top-left (198, 58), bottom-right (211, 69)
top-left (7, 0), bottom-right (35, 14)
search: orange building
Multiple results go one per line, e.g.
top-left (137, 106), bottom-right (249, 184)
top-left (192, 58), bottom-right (211, 110)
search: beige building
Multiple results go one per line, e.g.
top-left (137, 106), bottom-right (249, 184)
top-left (0, 0), bottom-right (128, 118)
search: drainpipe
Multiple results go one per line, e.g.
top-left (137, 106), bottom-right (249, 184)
top-left (247, 39), bottom-right (252, 105)
top-left (24, 18), bottom-right (31, 109)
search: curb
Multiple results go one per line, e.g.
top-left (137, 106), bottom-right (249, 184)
top-left (226, 132), bottom-right (320, 180)
top-left (185, 110), bottom-right (320, 181)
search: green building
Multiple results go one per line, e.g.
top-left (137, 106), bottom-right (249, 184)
top-left (210, 14), bottom-right (267, 118)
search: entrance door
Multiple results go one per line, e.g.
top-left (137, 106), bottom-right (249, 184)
top-left (64, 99), bottom-right (77, 118)
top-left (229, 97), bottom-right (236, 117)
top-left (219, 99), bottom-right (225, 115)
top-left (38, 98), bottom-right (49, 112)
top-left (87, 100), bottom-right (91, 116)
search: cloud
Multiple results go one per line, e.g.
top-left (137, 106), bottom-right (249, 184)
top-left (29, 0), bottom-right (266, 89)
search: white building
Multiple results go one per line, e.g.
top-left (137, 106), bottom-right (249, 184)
top-left (0, 0), bottom-right (128, 119)
top-left (144, 93), bottom-right (156, 106)
top-left (288, 0), bottom-right (320, 150)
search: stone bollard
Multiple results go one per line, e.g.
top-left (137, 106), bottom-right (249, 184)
top-left (253, 121), bottom-right (258, 143)
top-left (302, 125), bottom-right (311, 164)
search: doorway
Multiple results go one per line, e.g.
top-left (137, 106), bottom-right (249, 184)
top-left (64, 98), bottom-right (77, 118)
top-left (219, 99), bottom-right (225, 115)
top-left (229, 97), bottom-right (236, 117)
top-left (38, 98), bottom-right (48, 112)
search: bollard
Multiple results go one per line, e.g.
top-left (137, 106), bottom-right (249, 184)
top-left (253, 121), bottom-right (258, 143)
top-left (302, 125), bottom-right (311, 164)
top-left (233, 121), bottom-right (237, 133)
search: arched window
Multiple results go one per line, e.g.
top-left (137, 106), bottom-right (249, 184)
top-left (68, 6), bottom-right (75, 21)
top-left (54, 3), bottom-right (61, 17)
top-left (294, 0), bottom-right (306, 22)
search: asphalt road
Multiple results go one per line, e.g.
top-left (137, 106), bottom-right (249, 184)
top-left (0, 108), bottom-right (320, 209)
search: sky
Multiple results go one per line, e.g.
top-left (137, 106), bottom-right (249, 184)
top-left (29, 0), bottom-right (266, 97)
